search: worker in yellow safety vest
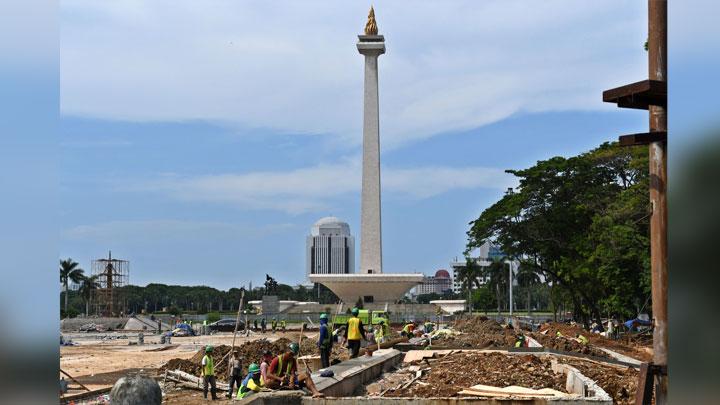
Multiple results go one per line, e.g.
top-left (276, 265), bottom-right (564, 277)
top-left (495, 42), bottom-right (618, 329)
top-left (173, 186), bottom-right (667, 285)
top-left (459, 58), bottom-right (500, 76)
top-left (200, 345), bottom-right (218, 400)
top-left (575, 334), bottom-right (589, 345)
top-left (343, 308), bottom-right (366, 358)
top-left (237, 363), bottom-right (264, 399)
top-left (375, 319), bottom-right (387, 345)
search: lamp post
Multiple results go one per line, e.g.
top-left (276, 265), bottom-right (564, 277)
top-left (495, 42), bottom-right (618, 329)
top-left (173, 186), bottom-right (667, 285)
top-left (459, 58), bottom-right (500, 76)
top-left (506, 260), bottom-right (513, 316)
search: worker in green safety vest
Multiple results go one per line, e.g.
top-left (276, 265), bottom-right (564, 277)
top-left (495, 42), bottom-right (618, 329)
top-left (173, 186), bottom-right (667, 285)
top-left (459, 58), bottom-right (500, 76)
top-left (200, 345), bottom-right (218, 400)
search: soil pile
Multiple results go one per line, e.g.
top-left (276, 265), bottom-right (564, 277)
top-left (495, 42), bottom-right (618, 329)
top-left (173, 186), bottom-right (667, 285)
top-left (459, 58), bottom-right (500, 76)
top-left (445, 317), bottom-right (516, 348)
top-left (530, 332), bottom-right (611, 359)
top-left (559, 358), bottom-right (638, 405)
top-left (299, 337), bottom-right (349, 361)
top-left (537, 322), bottom-right (651, 361)
top-left (384, 352), bottom-right (566, 398)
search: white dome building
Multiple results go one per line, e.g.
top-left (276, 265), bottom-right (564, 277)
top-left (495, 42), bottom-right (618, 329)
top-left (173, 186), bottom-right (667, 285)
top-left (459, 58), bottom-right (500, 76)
top-left (306, 217), bottom-right (355, 276)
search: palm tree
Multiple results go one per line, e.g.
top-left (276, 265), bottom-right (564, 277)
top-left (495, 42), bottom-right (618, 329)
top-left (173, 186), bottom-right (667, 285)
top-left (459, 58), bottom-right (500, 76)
top-left (459, 258), bottom-right (482, 312)
top-left (516, 265), bottom-right (541, 315)
top-left (60, 258), bottom-right (85, 316)
top-left (78, 275), bottom-right (101, 316)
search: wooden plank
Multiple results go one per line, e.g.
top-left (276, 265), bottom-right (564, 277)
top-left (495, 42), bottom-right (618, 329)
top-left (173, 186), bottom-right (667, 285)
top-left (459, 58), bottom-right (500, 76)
top-left (60, 386), bottom-right (112, 403)
top-left (634, 362), bottom-right (654, 405)
top-left (619, 131), bottom-right (667, 146)
top-left (60, 368), bottom-right (91, 392)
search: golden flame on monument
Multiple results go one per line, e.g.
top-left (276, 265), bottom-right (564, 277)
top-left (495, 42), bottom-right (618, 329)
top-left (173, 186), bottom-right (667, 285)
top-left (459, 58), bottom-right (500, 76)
top-left (364, 6), bottom-right (378, 35)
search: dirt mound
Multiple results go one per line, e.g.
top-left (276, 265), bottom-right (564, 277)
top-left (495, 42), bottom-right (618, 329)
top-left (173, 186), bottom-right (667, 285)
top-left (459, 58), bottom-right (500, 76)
top-left (530, 332), bottom-right (611, 359)
top-left (443, 317), bottom-right (516, 348)
top-left (537, 322), bottom-right (651, 361)
top-left (384, 352), bottom-right (566, 398)
top-left (453, 316), bottom-right (506, 334)
top-left (161, 358), bottom-right (198, 375)
top-left (559, 358), bottom-right (638, 405)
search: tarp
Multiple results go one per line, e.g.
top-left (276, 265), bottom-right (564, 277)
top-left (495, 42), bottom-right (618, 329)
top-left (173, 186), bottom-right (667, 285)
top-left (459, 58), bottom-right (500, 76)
top-left (624, 318), bottom-right (652, 329)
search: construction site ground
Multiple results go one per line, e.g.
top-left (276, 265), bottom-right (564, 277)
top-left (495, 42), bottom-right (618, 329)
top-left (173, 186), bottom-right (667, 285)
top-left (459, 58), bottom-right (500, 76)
top-left (61, 318), bottom-right (650, 404)
top-left (60, 330), bottom-right (311, 393)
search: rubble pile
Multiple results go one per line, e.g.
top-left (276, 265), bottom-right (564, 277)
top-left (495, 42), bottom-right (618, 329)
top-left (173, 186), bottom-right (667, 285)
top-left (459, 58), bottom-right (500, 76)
top-left (299, 337), bottom-right (349, 361)
top-left (443, 317), bottom-right (516, 348)
top-left (530, 332), bottom-right (611, 358)
top-left (559, 358), bottom-right (638, 405)
top-left (382, 352), bottom-right (566, 398)
top-left (536, 322), bottom-right (652, 361)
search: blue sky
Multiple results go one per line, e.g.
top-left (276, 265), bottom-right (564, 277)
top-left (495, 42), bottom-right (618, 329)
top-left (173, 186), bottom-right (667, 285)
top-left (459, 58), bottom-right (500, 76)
top-left (57, 0), bottom-right (655, 289)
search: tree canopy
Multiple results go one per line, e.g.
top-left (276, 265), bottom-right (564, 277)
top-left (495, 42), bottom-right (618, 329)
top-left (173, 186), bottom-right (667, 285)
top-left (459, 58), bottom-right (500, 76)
top-left (466, 142), bottom-right (650, 326)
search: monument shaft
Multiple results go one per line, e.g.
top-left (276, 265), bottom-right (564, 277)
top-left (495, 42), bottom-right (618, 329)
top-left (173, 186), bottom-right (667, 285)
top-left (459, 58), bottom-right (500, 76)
top-left (357, 36), bottom-right (385, 274)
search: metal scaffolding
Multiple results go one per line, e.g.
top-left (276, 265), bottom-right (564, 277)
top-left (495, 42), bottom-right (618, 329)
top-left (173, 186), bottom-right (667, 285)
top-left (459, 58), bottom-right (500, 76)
top-left (91, 251), bottom-right (129, 316)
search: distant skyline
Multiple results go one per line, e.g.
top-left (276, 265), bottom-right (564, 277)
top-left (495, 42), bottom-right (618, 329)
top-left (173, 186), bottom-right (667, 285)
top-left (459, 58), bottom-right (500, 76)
top-left (59, 1), bottom-right (651, 289)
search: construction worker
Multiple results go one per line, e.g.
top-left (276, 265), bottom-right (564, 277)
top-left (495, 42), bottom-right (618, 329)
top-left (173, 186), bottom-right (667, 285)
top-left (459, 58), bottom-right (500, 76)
top-left (259, 350), bottom-right (273, 384)
top-left (237, 363), bottom-right (264, 399)
top-left (317, 313), bottom-right (333, 368)
top-left (374, 320), bottom-right (386, 345)
top-left (423, 321), bottom-right (436, 334)
top-left (200, 345), bottom-right (218, 400)
top-left (576, 334), bottom-right (589, 345)
top-left (261, 317), bottom-right (267, 333)
top-left (344, 308), bottom-right (366, 358)
top-left (401, 321), bottom-right (415, 338)
top-left (226, 349), bottom-right (243, 398)
top-left (271, 317), bottom-right (277, 332)
top-left (514, 334), bottom-right (526, 348)
top-left (281, 319), bottom-right (287, 332)
top-left (265, 343), bottom-right (324, 397)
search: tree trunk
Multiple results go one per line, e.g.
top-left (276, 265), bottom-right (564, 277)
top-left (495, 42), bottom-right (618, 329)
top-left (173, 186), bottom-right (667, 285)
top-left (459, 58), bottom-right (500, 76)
top-left (527, 288), bottom-right (531, 316)
top-left (64, 284), bottom-right (68, 316)
top-left (85, 300), bottom-right (89, 317)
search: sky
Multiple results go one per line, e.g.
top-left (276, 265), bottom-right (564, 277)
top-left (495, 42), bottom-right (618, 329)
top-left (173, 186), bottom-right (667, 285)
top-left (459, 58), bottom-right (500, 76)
top-left (57, 0), bottom-right (656, 289)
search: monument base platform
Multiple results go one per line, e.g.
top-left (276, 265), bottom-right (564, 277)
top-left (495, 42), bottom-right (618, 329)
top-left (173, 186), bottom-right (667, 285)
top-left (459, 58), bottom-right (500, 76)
top-left (309, 273), bottom-right (423, 304)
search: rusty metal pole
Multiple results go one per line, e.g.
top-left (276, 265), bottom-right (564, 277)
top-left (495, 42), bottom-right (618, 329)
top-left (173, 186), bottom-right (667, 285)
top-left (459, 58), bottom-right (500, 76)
top-left (648, 0), bottom-right (668, 403)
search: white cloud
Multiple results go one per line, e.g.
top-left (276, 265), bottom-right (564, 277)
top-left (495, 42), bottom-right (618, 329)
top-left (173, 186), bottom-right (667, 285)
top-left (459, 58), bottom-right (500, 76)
top-left (131, 160), bottom-right (515, 214)
top-left (61, 0), bottom-right (646, 149)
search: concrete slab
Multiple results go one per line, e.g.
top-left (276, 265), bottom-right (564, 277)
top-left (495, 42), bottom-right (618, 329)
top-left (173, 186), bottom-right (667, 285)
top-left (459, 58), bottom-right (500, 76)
top-left (598, 348), bottom-right (642, 366)
top-left (311, 349), bottom-right (403, 397)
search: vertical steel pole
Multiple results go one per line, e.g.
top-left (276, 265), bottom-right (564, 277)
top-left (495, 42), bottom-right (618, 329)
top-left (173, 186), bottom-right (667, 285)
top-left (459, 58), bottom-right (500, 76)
top-left (648, 0), bottom-right (668, 403)
top-left (508, 262), bottom-right (513, 316)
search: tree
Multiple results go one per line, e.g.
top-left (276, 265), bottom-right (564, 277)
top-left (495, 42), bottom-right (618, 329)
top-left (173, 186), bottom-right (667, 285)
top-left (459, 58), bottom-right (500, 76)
top-left (78, 275), bottom-right (100, 316)
top-left (471, 286), bottom-right (496, 314)
top-left (467, 142), bottom-right (650, 327)
top-left (60, 258), bottom-right (85, 316)
top-left (516, 264), bottom-right (540, 315)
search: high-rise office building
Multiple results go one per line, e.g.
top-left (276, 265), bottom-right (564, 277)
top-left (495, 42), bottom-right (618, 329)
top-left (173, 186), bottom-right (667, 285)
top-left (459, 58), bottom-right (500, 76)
top-left (306, 217), bottom-right (355, 276)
